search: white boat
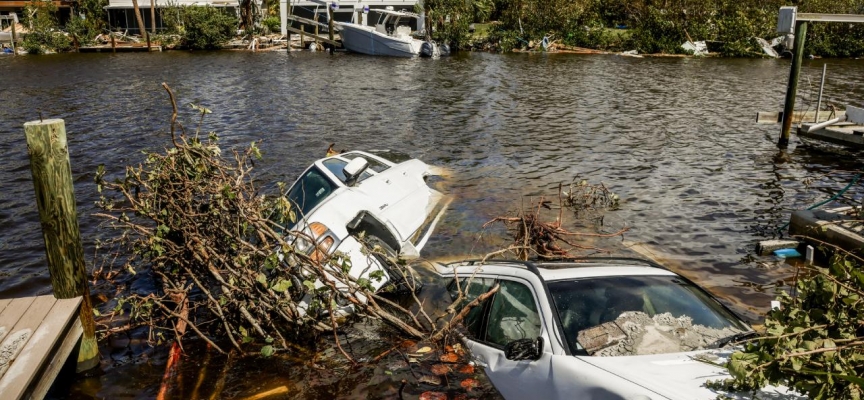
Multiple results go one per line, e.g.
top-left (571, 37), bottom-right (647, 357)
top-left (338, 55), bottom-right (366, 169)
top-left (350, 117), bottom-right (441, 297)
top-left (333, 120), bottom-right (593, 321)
top-left (338, 9), bottom-right (430, 57)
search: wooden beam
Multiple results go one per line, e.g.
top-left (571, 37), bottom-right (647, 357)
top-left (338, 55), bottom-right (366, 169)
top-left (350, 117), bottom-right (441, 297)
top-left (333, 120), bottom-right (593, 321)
top-left (285, 26), bottom-right (341, 47)
top-left (756, 110), bottom-right (845, 124)
top-left (285, 14), bottom-right (333, 29)
top-left (0, 1), bottom-right (70, 7)
top-left (798, 13), bottom-right (864, 23)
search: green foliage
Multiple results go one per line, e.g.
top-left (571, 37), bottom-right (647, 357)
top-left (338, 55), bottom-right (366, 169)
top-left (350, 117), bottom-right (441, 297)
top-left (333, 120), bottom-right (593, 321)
top-left (161, 5), bottom-right (236, 50)
top-left (482, 0), bottom-right (862, 56)
top-left (66, 0), bottom-right (108, 44)
top-left (21, 0), bottom-right (72, 54)
top-left (262, 16), bottom-right (280, 34)
top-left (423, 0), bottom-right (476, 47)
top-left (708, 254), bottom-right (864, 399)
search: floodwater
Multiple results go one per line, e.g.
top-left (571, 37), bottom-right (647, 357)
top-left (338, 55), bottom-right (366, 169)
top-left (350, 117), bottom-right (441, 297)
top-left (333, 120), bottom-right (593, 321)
top-left (1, 50), bottom-right (864, 398)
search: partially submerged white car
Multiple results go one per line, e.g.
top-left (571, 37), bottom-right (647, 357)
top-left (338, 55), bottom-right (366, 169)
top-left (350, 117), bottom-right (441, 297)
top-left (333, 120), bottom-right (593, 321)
top-left (284, 150), bottom-right (450, 298)
top-left (435, 258), bottom-right (802, 400)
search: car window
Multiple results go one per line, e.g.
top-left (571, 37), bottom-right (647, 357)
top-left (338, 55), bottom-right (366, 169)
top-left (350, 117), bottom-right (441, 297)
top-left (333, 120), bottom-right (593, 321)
top-left (340, 153), bottom-right (391, 173)
top-left (322, 158), bottom-right (375, 183)
top-left (447, 277), bottom-right (495, 339)
top-left (286, 167), bottom-right (337, 218)
top-left (485, 280), bottom-right (542, 347)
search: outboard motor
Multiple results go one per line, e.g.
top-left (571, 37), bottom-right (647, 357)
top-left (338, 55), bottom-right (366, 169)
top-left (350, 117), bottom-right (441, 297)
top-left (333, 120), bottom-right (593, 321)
top-left (420, 41), bottom-right (435, 58)
top-left (439, 43), bottom-right (451, 57)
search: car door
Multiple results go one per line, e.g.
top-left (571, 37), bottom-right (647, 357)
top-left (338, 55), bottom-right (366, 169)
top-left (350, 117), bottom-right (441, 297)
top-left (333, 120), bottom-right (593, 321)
top-left (463, 277), bottom-right (557, 400)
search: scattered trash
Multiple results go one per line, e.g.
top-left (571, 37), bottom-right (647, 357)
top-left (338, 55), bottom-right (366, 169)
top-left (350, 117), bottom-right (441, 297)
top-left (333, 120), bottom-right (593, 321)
top-left (773, 248), bottom-right (802, 258)
top-left (754, 37), bottom-right (779, 58)
top-left (681, 40), bottom-right (708, 56)
top-left (756, 239), bottom-right (800, 255)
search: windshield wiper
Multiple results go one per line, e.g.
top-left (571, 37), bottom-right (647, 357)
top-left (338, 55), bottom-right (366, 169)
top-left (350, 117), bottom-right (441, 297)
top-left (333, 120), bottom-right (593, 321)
top-left (708, 330), bottom-right (758, 349)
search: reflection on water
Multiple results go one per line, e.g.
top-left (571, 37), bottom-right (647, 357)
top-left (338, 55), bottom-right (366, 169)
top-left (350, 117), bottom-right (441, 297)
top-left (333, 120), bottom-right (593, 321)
top-left (2, 51), bottom-right (864, 398)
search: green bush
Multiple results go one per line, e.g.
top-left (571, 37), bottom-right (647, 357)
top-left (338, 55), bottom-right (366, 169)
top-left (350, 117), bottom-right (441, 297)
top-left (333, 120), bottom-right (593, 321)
top-left (262, 16), bottom-right (280, 34)
top-left (485, 0), bottom-right (863, 57)
top-left (21, 0), bottom-right (72, 54)
top-left (161, 5), bottom-right (236, 50)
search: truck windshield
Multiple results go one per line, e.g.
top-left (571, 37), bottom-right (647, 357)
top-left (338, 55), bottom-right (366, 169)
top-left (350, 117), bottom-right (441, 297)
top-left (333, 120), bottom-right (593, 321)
top-left (286, 167), bottom-right (337, 220)
top-left (548, 275), bottom-right (750, 356)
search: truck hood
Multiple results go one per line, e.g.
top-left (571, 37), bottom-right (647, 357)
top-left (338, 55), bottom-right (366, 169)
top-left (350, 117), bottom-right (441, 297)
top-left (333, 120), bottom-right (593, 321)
top-left (578, 350), bottom-right (804, 400)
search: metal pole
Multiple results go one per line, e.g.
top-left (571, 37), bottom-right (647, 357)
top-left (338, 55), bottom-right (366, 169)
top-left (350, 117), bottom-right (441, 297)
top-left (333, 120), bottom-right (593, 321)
top-left (815, 63), bottom-right (827, 122)
top-left (779, 20), bottom-right (808, 149)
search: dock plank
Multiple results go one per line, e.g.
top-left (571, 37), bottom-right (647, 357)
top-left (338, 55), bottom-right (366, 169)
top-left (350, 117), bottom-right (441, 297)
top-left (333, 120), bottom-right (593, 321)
top-left (0, 299), bottom-right (13, 316)
top-left (0, 297), bottom-right (40, 344)
top-left (30, 317), bottom-right (82, 400)
top-left (0, 295), bottom-right (58, 399)
top-left (2, 297), bottom-right (81, 400)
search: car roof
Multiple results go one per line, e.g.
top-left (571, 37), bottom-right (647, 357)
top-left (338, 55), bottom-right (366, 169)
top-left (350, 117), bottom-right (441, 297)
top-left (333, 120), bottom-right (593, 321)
top-left (441, 258), bottom-right (678, 281)
top-left (536, 264), bottom-right (677, 281)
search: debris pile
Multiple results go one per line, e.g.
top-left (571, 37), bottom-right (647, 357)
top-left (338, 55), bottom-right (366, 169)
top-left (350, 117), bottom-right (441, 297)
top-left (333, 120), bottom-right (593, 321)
top-left (578, 312), bottom-right (742, 356)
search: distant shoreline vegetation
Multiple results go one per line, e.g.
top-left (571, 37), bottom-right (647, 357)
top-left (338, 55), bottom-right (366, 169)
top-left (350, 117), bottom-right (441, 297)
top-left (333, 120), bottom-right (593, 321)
top-left (12, 0), bottom-right (864, 57)
top-left (433, 0), bottom-right (864, 57)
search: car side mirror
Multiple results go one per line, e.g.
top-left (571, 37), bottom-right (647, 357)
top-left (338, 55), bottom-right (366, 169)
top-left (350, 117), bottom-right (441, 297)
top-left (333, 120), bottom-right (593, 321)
top-left (504, 337), bottom-right (544, 361)
top-left (343, 158), bottom-right (369, 187)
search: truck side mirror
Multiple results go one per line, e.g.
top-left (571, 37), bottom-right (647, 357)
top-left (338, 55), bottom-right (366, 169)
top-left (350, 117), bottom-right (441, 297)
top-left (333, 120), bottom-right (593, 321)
top-left (343, 158), bottom-right (369, 187)
top-left (504, 337), bottom-right (544, 361)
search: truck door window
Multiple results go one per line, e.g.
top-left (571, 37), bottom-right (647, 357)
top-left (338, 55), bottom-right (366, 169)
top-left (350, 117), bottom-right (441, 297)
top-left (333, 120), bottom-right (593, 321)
top-left (447, 277), bottom-right (495, 339)
top-left (485, 280), bottom-right (541, 347)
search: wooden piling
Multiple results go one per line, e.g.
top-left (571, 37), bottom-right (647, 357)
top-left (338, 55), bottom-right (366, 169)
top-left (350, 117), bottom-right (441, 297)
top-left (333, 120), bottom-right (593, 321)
top-left (10, 17), bottom-right (16, 55)
top-left (779, 21), bottom-right (808, 149)
top-left (111, 34), bottom-right (116, 53)
top-left (299, 24), bottom-right (305, 48)
top-left (327, 7), bottom-right (335, 54)
top-left (24, 119), bottom-right (99, 373)
top-left (314, 13), bottom-right (319, 47)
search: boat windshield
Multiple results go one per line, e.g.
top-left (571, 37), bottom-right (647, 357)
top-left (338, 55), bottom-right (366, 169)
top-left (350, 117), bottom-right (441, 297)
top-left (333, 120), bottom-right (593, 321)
top-left (547, 275), bottom-right (750, 356)
top-left (286, 166), bottom-right (338, 220)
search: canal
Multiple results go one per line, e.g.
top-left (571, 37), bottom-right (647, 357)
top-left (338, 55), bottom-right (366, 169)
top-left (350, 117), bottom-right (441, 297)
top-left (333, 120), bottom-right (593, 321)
top-left (1, 50), bottom-right (863, 398)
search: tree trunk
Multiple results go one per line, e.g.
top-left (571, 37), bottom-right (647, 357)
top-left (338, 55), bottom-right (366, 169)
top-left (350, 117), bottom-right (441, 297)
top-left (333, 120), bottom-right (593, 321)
top-left (131, 0), bottom-right (147, 37)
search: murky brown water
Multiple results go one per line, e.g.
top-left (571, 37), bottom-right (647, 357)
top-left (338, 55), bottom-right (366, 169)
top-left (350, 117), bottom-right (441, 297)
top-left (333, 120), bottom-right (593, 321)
top-left (2, 51), bottom-right (864, 398)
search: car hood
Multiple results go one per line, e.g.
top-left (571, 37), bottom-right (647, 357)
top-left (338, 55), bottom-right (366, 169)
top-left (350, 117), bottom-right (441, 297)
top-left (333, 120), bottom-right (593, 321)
top-left (578, 350), bottom-right (803, 400)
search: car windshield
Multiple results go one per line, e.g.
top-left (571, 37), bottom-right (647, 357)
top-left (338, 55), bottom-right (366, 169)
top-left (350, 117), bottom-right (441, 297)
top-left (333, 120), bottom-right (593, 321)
top-left (548, 275), bottom-right (750, 356)
top-left (286, 167), bottom-right (337, 220)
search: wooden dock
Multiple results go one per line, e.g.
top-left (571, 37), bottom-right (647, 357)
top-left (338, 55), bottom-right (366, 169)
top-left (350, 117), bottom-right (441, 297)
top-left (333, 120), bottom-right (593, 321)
top-left (790, 206), bottom-right (864, 254)
top-left (0, 295), bottom-right (84, 400)
top-left (798, 122), bottom-right (864, 149)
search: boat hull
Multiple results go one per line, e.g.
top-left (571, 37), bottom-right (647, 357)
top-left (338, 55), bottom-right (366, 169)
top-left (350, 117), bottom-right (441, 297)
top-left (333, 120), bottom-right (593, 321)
top-left (338, 23), bottom-right (421, 57)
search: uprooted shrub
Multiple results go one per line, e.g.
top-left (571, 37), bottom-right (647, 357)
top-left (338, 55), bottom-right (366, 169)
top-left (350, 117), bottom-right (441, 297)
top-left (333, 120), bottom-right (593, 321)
top-left (484, 182), bottom-right (627, 261)
top-left (706, 240), bottom-right (864, 399)
top-left (93, 84), bottom-right (453, 356)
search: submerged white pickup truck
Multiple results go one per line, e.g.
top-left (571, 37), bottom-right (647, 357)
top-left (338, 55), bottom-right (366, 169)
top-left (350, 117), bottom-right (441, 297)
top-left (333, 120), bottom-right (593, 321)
top-left (283, 150), bottom-right (450, 309)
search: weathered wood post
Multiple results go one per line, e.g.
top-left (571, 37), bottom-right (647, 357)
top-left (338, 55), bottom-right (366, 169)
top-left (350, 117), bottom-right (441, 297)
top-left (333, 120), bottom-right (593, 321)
top-left (779, 20), bottom-right (808, 148)
top-left (10, 14), bottom-right (17, 55)
top-left (299, 24), bottom-right (305, 48)
top-left (314, 13), bottom-right (319, 48)
top-left (150, 0), bottom-right (156, 34)
top-left (327, 6), bottom-right (335, 54)
top-left (24, 119), bottom-right (99, 372)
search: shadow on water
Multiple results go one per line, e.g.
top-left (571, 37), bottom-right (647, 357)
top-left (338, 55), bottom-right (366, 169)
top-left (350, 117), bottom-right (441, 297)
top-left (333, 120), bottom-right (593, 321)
top-left (1, 51), bottom-right (864, 397)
